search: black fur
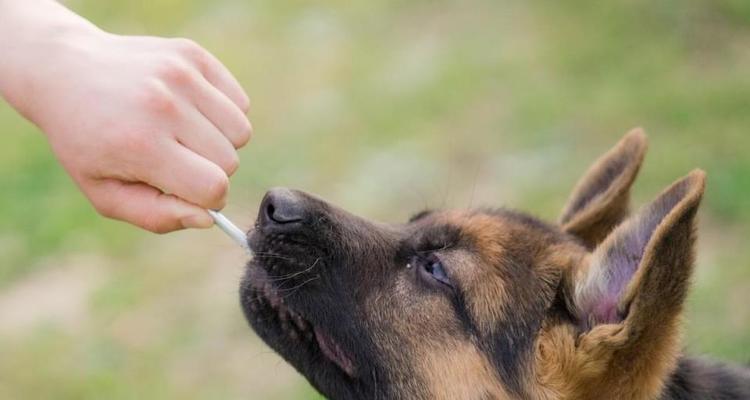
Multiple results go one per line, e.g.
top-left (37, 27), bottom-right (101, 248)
top-left (662, 357), bottom-right (750, 400)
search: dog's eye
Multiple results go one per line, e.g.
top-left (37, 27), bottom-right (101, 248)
top-left (415, 255), bottom-right (452, 289)
top-left (425, 261), bottom-right (448, 283)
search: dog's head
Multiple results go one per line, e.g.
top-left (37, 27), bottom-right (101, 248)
top-left (240, 129), bottom-right (706, 399)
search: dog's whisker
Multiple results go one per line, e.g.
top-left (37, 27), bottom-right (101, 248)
top-left (252, 252), bottom-right (295, 261)
top-left (264, 258), bottom-right (321, 282)
top-left (278, 276), bottom-right (320, 299)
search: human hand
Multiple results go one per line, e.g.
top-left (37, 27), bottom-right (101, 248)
top-left (0, 1), bottom-right (251, 233)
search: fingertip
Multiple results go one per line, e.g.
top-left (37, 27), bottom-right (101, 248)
top-left (239, 93), bottom-right (251, 114)
top-left (165, 193), bottom-right (214, 229)
top-left (235, 118), bottom-right (253, 149)
top-left (180, 209), bottom-right (214, 229)
top-left (203, 172), bottom-right (229, 210)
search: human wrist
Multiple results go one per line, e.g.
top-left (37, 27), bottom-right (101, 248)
top-left (0, 0), bottom-right (105, 121)
top-left (0, 0), bottom-right (101, 37)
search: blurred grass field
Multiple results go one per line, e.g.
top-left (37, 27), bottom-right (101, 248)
top-left (1, 0), bottom-right (749, 398)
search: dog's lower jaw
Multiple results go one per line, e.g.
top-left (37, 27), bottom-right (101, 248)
top-left (240, 263), bottom-right (378, 399)
top-left (314, 327), bottom-right (357, 377)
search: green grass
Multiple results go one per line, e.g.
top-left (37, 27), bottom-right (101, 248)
top-left (1, 0), bottom-right (749, 398)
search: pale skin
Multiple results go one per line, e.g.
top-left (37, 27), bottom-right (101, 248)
top-left (0, 0), bottom-right (252, 233)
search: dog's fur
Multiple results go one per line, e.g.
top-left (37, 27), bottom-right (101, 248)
top-left (240, 129), bottom-right (750, 399)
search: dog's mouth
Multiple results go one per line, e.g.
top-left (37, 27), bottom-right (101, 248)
top-left (242, 264), bottom-right (357, 378)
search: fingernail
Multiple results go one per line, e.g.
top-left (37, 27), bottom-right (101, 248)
top-left (181, 212), bottom-right (213, 229)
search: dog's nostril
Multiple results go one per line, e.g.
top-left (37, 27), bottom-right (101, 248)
top-left (262, 187), bottom-right (305, 225)
top-left (265, 203), bottom-right (277, 221)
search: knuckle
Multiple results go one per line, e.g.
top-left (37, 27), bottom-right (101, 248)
top-left (172, 38), bottom-right (206, 61)
top-left (140, 79), bottom-right (178, 114)
top-left (172, 38), bottom-right (199, 52)
top-left (159, 57), bottom-right (194, 85)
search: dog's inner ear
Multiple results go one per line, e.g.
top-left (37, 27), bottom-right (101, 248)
top-left (569, 170), bottom-right (705, 332)
top-left (559, 129), bottom-right (648, 248)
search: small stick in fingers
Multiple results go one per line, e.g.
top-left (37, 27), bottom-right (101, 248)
top-left (207, 210), bottom-right (253, 256)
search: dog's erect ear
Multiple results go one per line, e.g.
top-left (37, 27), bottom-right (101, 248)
top-left (570, 169), bottom-right (705, 335)
top-left (552, 170), bottom-right (705, 400)
top-left (560, 129), bottom-right (648, 248)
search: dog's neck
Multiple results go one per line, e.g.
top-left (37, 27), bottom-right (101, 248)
top-left (660, 356), bottom-right (750, 399)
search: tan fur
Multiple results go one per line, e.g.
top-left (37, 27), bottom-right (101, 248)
top-left (534, 316), bottom-right (684, 400)
top-left (440, 211), bottom-right (511, 266)
top-left (441, 212), bottom-right (512, 333)
top-left (421, 339), bottom-right (511, 399)
top-left (534, 170), bottom-right (705, 400)
top-left (365, 244), bottom-right (505, 399)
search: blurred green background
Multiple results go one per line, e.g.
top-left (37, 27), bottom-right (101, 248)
top-left (1, 0), bottom-right (749, 398)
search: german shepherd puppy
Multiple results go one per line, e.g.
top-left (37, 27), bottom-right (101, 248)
top-left (240, 129), bottom-right (750, 399)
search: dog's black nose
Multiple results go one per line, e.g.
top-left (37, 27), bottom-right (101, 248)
top-left (260, 187), bottom-right (305, 228)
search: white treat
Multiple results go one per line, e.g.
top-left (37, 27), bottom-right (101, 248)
top-left (207, 210), bottom-right (252, 255)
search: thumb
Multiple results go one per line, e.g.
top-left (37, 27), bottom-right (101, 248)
top-left (88, 179), bottom-right (214, 233)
